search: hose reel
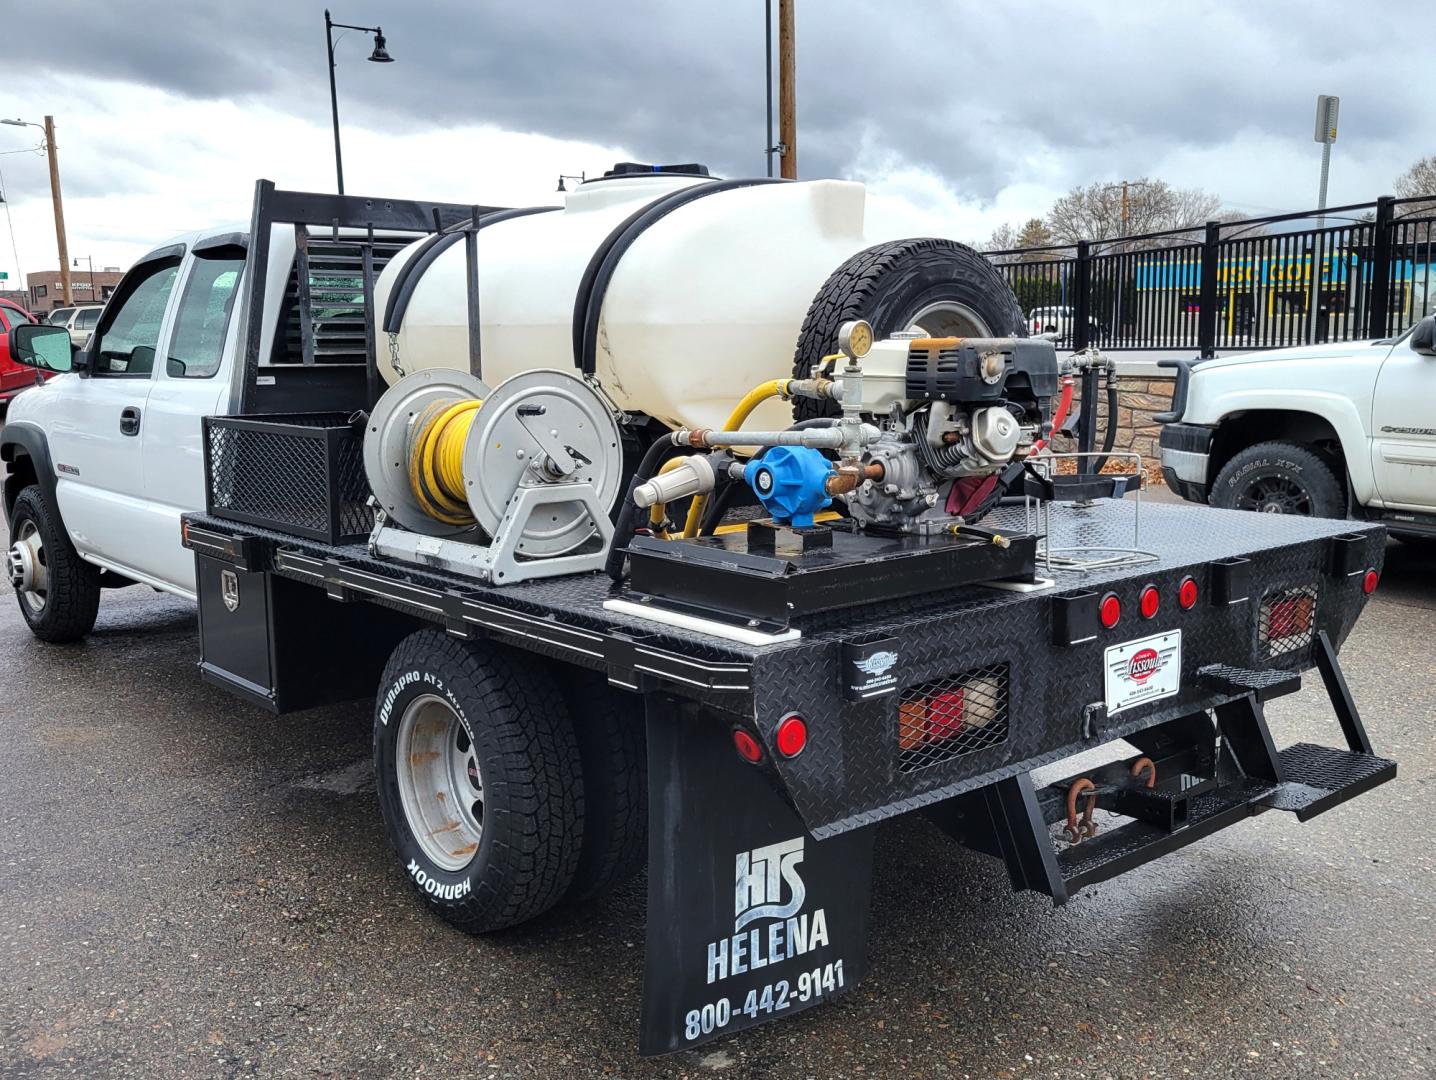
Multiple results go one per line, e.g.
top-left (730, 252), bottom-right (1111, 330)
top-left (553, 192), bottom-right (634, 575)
top-left (363, 368), bottom-right (622, 583)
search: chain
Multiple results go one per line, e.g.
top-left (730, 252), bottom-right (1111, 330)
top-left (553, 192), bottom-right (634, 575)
top-left (387, 332), bottom-right (406, 378)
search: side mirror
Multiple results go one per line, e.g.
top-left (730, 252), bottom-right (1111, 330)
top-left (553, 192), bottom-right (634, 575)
top-left (9, 324), bottom-right (74, 373)
top-left (1411, 314), bottom-right (1436, 357)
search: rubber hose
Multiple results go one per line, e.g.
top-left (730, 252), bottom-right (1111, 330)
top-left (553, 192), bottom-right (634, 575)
top-left (605, 433), bottom-right (681, 582)
top-left (408, 398), bottom-right (483, 526)
top-left (682, 379), bottom-right (791, 537)
top-left (1090, 369), bottom-right (1119, 474)
top-left (698, 479), bottom-right (741, 536)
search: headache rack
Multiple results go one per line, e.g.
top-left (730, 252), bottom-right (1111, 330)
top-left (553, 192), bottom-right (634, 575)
top-left (232, 181), bottom-right (501, 415)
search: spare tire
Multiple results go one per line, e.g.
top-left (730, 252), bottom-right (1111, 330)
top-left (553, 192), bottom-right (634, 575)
top-left (791, 238), bottom-right (1025, 421)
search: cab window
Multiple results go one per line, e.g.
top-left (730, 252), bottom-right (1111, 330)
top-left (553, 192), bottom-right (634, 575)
top-left (90, 260), bottom-right (180, 377)
top-left (166, 247), bottom-right (244, 379)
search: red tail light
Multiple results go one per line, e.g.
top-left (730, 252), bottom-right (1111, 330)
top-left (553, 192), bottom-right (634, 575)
top-left (1362, 569), bottom-right (1379, 594)
top-left (775, 714), bottom-right (808, 757)
top-left (899, 689), bottom-right (966, 748)
top-left (1100, 593), bottom-right (1122, 629)
top-left (1178, 576), bottom-right (1199, 609)
top-left (732, 729), bottom-right (763, 763)
top-left (1139, 585), bottom-right (1160, 619)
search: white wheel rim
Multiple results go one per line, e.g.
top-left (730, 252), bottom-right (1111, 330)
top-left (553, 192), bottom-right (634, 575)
top-left (395, 694), bottom-right (484, 873)
top-left (906, 300), bottom-right (995, 340)
top-left (7, 520), bottom-right (48, 614)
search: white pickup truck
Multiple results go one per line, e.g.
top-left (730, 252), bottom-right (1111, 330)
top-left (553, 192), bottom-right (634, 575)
top-left (1158, 315), bottom-right (1436, 543)
top-left (0, 222), bottom-right (356, 640)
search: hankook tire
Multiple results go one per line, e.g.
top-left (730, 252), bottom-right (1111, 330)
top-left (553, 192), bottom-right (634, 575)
top-left (374, 630), bottom-right (584, 933)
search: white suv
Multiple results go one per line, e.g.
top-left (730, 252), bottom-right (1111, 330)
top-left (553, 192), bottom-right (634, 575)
top-left (1158, 315), bottom-right (1436, 542)
top-left (44, 305), bottom-right (103, 349)
top-left (1028, 305), bottom-right (1102, 339)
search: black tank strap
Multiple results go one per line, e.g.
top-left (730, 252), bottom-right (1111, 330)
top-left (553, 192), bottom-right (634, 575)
top-left (571, 178), bottom-right (787, 376)
top-left (381, 205), bottom-right (559, 335)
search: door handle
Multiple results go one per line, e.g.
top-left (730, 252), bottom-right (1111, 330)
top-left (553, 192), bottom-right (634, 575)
top-left (120, 406), bottom-right (141, 436)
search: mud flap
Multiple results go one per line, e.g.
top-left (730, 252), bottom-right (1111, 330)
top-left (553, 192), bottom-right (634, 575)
top-left (640, 695), bottom-right (876, 1056)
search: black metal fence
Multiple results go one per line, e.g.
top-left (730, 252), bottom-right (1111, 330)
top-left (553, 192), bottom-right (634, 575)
top-left (984, 195), bottom-right (1436, 354)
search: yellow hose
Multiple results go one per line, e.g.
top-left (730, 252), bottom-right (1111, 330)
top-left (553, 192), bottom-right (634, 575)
top-left (682, 379), bottom-right (791, 537)
top-left (408, 397), bottom-right (483, 526)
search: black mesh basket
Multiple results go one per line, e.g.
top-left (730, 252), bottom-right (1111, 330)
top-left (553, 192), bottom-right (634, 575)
top-left (203, 413), bottom-right (373, 544)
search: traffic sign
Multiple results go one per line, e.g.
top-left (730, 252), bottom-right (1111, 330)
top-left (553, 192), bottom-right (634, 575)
top-left (1314, 95), bottom-right (1339, 144)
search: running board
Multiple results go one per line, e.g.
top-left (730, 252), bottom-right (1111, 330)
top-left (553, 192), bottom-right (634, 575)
top-left (927, 634), bottom-right (1395, 904)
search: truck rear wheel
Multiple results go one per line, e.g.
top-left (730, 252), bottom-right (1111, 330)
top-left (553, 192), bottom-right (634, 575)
top-left (374, 630), bottom-right (584, 933)
top-left (6, 486), bottom-right (101, 643)
top-left (791, 238), bottom-right (1025, 422)
top-left (558, 671), bottom-right (647, 902)
top-left (1211, 441), bottom-right (1343, 518)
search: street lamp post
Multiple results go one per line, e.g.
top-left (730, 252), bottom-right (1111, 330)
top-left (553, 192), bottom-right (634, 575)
top-left (1, 115), bottom-right (70, 304)
top-left (73, 255), bottom-right (94, 302)
top-left (324, 10), bottom-right (394, 195)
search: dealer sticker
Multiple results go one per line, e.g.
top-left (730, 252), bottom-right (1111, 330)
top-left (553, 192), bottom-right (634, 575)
top-left (1104, 630), bottom-right (1181, 714)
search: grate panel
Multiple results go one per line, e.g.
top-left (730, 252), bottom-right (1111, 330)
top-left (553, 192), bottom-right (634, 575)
top-left (896, 664), bottom-right (1010, 773)
top-left (205, 413), bottom-right (373, 543)
top-left (1259, 584), bottom-right (1317, 658)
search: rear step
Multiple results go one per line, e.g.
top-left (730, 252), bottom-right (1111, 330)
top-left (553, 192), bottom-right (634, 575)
top-left (928, 630), bottom-right (1396, 903)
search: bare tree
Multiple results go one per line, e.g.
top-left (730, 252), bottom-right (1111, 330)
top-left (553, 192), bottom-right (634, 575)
top-left (1395, 155), bottom-right (1436, 200)
top-left (1046, 179), bottom-right (1223, 249)
top-left (1394, 155), bottom-right (1436, 229)
top-left (982, 222), bottom-right (1020, 263)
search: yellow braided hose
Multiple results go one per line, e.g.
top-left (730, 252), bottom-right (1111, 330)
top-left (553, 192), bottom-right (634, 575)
top-left (407, 397), bottom-right (483, 526)
top-left (681, 378), bottom-right (791, 538)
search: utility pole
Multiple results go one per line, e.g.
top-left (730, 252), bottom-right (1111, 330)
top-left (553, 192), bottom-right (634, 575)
top-left (777, 0), bottom-right (796, 179)
top-left (1120, 180), bottom-right (1130, 239)
top-left (42, 117), bottom-right (71, 304)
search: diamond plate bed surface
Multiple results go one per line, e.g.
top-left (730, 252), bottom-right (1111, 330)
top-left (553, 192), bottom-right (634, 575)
top-left (188, 501), bottom-right (1385, 838)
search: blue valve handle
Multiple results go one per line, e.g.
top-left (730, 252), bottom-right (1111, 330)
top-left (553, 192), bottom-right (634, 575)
top-left (743, 445), bottom-right (834, 527)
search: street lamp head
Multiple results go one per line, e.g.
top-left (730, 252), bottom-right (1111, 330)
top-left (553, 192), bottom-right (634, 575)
top-left (367, 31), bottom-right (394, 62)
top-left (2, 118), bottom-right (27, 127)
top-left (557, 176), bottom-right (567, 192)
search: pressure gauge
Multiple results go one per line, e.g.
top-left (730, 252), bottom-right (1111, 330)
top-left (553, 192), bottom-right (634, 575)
top-left (837, 319), bottom-right (873, 360)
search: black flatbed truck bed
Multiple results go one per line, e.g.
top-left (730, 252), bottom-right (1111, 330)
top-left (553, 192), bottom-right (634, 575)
top-left (183, 497), bottom-right (1396, 1054)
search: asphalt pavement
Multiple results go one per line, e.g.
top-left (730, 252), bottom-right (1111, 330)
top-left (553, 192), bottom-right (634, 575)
top-left (0, 518), bottom-right (1432, 1078)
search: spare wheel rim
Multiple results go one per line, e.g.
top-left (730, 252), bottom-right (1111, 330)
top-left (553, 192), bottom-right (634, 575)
top-left (905, 300), bottom-right (994, 339)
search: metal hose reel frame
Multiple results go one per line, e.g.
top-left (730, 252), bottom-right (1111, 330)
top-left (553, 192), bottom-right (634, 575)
top-left (363, 368), bottom-right (493, 538)
top-left (363, 368), bottom-right (624, 558)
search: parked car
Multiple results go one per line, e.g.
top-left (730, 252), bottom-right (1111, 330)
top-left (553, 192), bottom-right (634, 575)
top-left (1158, 315), bottom-right (1436, 543)
top-left (44, 304), bottom-right (103, 350)
top-left (0, 299), bottom-right (55, 408)
top-left (1028, 305), bottom-right (1103, 340)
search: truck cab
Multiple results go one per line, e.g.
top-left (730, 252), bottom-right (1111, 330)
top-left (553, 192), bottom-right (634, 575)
top-left (1158, 314), bottom-right (1436, 541)
top-left (4, 230), bottom-right (249, 597)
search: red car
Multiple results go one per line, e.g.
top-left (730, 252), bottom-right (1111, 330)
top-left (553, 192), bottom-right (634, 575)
top-left (0, 298), bottom-right (55, 407)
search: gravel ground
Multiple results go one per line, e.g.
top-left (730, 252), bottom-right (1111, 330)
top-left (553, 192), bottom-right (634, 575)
top-left (0, 527), bottom-right (1431, 1078)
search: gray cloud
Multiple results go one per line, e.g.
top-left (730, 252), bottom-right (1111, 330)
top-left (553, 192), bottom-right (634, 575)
top-left (8, 0), bottom-right (1432, 205)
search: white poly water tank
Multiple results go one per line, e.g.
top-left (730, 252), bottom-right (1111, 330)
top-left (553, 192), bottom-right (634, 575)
top-left (374, 170), bottom-right (885, 432)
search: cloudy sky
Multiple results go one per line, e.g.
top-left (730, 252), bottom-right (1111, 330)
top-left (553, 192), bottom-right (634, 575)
top-left (1, 0), bottom-right (1429, 286)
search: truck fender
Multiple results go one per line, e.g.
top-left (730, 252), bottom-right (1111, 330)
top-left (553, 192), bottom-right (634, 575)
top-left (0, 422), bottom-right (59, 522)
top-left (1203, 388), bottom-right (1376, 505)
